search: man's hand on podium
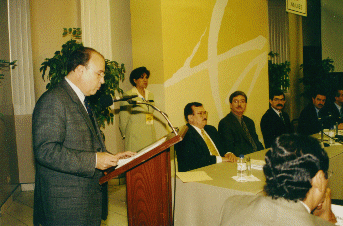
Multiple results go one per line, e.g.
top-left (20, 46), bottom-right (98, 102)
top-left (96, 151), bottom-right (136, 170)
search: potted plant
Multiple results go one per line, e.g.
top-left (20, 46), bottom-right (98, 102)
top-left (0, 59), bottom-right (17, 82)
top-left (300, 57), bottom-right (335, 100)
top-left (40, 28), bottom-right (125, 137)
top-left (0, 59), bottom-right (17, 118)
top-left (268, 51), bottom-right (290, 93)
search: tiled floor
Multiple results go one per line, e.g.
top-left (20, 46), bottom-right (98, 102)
top-left (0, 180), bottom-right (128, 226)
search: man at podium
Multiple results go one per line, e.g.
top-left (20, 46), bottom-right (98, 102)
top-left (175, 102), bottom-right (236, 172)
top-left (32, 47), bottom-right (134, 225)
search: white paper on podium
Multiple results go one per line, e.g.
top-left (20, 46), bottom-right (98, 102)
top-left (332, 204), bottom-right (343, 226)
top-left (116, 136), bottom-right (167, 169)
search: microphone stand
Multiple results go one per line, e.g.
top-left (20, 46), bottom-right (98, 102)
top-left (128, 100), bottom-right (178, 136)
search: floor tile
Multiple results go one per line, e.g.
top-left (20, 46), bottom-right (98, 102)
top-left (0, 212), bottom-right (27, 226)
top-left (103, 212), bottom-right (128, 226)
top-left (5, 201), bottom-right (33, 226)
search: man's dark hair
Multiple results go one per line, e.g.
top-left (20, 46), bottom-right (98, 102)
top-left (67, 47), bottom-right (103, 74)
top-left (269, 89), bottom-right (285, 100)
top-left (129, 67), bottom-right (150, 87)
top-left (263, 134), bottom-right (329, 201)
top-left (184, 102), bottom-right (203, 122)
top-left (312, 90), bottom-right (327, 99)
top-left (334, 88), bottom-right (343, 98)
top-left (229, 91), bottom-right (247, 103)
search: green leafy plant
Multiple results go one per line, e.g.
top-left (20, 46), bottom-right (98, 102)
top-left (40, 28), bottom-right (125, 135)
top-left (62, 28), bottom-right (82, 39)
top-left (0, 59), bottom-right (17, 81)
top-left (268, 51), bottom-right (290, 92)
top-left (300, 57), bottom-right (335, 99)
top-left (0, 59), bottom-right (17, 118)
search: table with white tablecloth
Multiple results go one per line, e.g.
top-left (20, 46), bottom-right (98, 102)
top-left (172, 145), bottom-right (343, 226)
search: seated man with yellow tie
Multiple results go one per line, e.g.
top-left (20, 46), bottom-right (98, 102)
top-left (175, 102), bottom-right (236, 172)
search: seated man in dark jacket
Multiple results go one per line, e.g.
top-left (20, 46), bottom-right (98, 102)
top-left (298, 91), bottom-right (330, 135)
top-left (176, 102), bottom-right (236, 172)
top-left (260, 89), bottom-right (292, 148)
top-left (218, 91), bottom-right (264, 156)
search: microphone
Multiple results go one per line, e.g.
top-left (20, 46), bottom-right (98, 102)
top-left (127, 99), bottom-right (154, 105)
top-left (99, 95), bottom-right (138, 107)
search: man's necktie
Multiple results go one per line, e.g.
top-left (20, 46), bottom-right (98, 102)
top-left (279, 112), bottom-right (285, 124)
top-left (201, 129), bottom-right (219, 156)
top-left (241, 119), bottom-right (257, 151)
top-left (84, 97), bottom-right (97, 130)
top-left (340, 107), bottom-right (343, 118)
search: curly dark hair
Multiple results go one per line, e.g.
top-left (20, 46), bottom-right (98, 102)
top-left (184, 102), bottom-right (202, 122)
top-left (67, 47), bottom-right (103, 74)
top-left (129, 67), bottom-right (150, 86)
top-left (263, 134), bottom-right (329, 201)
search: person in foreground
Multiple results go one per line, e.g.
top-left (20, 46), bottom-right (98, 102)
top-left (219, 134), bottom-right (337, 226)
top-left (119, 66), bottom-right (157, 152)
top-left (32, 47), bottom-right (135, 226)
top-left (260, 89), bottom-right (292, 148)
top-left (175, 102), bottom-right (236, 172)
top-left (218, 91), bottom-right (264, 156)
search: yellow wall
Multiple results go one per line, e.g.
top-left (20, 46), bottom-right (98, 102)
top-left (30, 0), bottom-right (81, 100)
top-left (131, 0), bottom-right (269, 139)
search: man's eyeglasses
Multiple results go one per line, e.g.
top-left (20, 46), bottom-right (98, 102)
top-left (88, 67), bottom-right (105, 79)
top-left (194, 111), bottom-right (208, 117)
top-left (232, 100), bottom-right (246, 104)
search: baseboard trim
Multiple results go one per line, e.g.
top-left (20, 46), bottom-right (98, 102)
top-left (21, 183), bottom-right (35, 191)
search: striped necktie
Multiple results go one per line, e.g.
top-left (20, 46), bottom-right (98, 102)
top-left (241, 119), bottom-right (257, 152)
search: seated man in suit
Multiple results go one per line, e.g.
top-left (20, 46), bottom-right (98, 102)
top-left (298, 91), bottom-right (329, 135)
top-left (175, 102), bottom-right (236, 172)
top-left (260, 89), bottom-right (292, 148)
top-left (218, 91), bottom-right (264, 156)
top-left (323, 87), bottom-right (343, 129)
top-left (220, 134), bottom-right (337, 226)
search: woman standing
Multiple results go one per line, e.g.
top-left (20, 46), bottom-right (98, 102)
top-left (119, 67), bottom-right (157, 152)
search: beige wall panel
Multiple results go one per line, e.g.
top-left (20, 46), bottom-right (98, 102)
top-left (161, 0), bottom-right (269, 141)
top-left (30, 0), bottom-right (81, 100)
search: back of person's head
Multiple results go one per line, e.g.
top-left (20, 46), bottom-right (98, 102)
top-left (67, 47), bottom-right (103, 74)
top-left (263, 133), bottom-right (329, 201)
top-left (184, 102), bottom-right (203, 122)
top-left (229, 91), bottom-right (247, 103)
top-left (129, 67), bottom-right (150, 86)
top-left (269, 89), bottom-right (285, 100)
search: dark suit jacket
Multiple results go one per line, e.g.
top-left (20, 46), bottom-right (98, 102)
top-left (218, 112), bottom-right (264, 156)
top-left (32, 79), bottom-right (107, 225)
top-left (298, 104), bottom-right (330, 136)
top-left (260, 108), bottom-right (292, 148)
top-left (323, 102), bottom-right (343, 127)
top-left (176, 124), bottom-right (227, 172)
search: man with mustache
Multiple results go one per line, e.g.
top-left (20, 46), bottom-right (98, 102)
top-left (260, 89), bottom-right (292, 148)
top-left (175, 102), bottom-right (236, 172)
top-left (218, 91), bottom-right (264, 156)
top-left (299, 91), bottom-right (329, 135)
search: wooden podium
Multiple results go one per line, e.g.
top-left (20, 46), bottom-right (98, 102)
top-left (100, 128), bottom-right (187, 226)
